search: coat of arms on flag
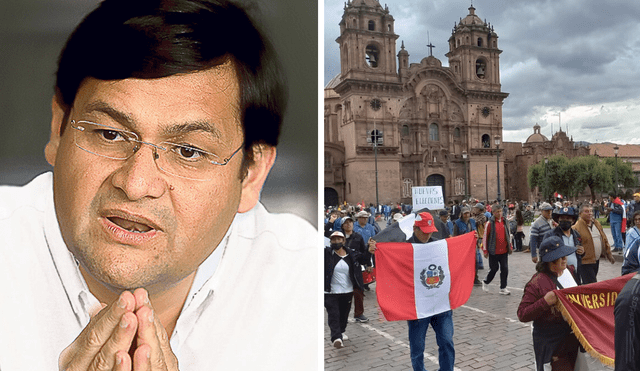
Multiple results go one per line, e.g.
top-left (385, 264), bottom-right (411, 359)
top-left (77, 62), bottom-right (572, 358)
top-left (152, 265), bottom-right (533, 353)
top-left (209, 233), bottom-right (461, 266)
top-left (420, 265), bottom-right (445, 289)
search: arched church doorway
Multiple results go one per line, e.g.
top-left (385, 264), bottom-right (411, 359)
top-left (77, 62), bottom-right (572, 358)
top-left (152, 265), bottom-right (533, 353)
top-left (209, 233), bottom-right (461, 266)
top-left (324, 187), bottom-right (339, 207)
top-left (426, 174), bottom-right (446, 201)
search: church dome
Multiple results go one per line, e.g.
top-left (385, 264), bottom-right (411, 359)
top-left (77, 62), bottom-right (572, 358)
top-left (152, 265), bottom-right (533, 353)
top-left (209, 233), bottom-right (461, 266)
top-left (526, 124), bottom-right (548, 143)
top-left (325, 73), bottom-right (342, 90)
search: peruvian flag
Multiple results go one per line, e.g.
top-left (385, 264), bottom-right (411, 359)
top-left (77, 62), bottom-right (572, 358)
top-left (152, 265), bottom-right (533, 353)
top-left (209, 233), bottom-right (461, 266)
top-left (375, 232), bottom-right (477, 321)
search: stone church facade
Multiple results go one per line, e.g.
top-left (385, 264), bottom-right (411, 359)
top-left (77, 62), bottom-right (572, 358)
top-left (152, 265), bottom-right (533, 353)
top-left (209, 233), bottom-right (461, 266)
top-left (324, 0), bottom-right (509, 206)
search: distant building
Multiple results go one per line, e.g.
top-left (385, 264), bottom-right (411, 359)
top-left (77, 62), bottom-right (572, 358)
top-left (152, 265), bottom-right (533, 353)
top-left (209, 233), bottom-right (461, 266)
top-left (503, 125), bottom-right (590, 203)
top-left (590, 143), bottom-right (640, 191)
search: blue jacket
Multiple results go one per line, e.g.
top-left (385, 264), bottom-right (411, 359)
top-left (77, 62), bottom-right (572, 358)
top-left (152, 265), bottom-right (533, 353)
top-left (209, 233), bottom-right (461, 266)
top-left (610, 200), bottom-right (624, 223)
top-left (354, 223), bottom-right (376, 243)
top-left (453, 218), bottom-right (476, 236)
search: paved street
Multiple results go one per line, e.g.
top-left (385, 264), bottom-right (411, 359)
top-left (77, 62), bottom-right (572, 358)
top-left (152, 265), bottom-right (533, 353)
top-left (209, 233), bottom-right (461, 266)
top-left (324, 225), bottom-right (624, 371)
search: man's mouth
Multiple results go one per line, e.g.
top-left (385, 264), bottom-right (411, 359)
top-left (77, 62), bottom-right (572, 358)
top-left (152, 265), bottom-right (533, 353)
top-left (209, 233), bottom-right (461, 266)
top-left (107, 216), bottom-right (154, 233)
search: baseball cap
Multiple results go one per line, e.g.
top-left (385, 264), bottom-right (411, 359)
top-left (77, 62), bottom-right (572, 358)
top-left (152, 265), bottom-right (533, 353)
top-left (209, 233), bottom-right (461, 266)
top-left (414, 212), bottom-right (438, 234)
top-left (539, 202), bottom-right (553, 211)
top-left (330, 231), bottom-right (345, 239)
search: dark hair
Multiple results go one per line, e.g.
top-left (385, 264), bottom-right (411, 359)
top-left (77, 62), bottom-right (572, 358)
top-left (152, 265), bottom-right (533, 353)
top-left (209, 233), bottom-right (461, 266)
top-left (515, 209), bottom-right (524, 225)
top-left (55, 0), bottom-right (286, 172)
top-left (535, 260), bottom-right (552, 274)
top-left (633, 210), bottom-right (640, 222)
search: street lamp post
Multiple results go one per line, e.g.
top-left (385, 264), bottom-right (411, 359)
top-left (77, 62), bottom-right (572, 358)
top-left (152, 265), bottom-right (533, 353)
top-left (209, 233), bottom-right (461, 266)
top-left (614, 145), bottom-right (619, 195)
top-left (462, 151), bottom-right (469, 201)
top-left (544, 158), bottom-right (549, 203)
top-left (494, 135), bottom-right (501, 204)
top-left (367, 126), bottom-right (382, 211)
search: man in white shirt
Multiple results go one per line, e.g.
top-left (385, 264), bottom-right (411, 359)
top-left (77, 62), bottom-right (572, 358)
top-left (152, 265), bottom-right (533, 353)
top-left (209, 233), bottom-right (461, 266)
top-left (0, 1), bottom-right (316, 370)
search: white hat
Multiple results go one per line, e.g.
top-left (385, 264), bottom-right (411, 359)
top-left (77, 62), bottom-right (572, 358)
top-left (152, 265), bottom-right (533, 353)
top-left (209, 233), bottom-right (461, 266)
top-left (355, 211), bottom-right (370, 218)
top-left (330, 231), bottom-right (345, 238)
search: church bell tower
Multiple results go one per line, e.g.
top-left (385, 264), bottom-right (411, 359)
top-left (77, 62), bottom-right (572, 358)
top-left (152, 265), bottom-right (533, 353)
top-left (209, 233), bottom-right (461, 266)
top-left (336, 0), bottom-right (399, 83)
top-left (446, 5), bottom-right (502, 92)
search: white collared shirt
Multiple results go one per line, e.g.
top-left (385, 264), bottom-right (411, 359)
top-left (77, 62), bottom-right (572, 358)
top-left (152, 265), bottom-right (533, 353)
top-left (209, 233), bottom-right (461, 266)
top-left (0, 173), bottom-right (318, 370)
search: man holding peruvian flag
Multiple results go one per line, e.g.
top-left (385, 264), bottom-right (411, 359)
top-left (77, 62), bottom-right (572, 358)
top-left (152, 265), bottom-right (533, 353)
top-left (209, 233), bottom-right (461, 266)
top-left (369, 211), bottom-right (477, 371)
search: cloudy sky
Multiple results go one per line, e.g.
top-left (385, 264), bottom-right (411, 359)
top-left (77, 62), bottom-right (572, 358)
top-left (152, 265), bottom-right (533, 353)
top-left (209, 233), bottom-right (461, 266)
top-left (324, 0), bottom-right (640, 144)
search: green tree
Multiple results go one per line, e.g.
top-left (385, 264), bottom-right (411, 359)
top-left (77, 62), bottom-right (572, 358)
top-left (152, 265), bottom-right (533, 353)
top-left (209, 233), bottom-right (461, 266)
top-left (528, 155), bottom-right (569, 202)
top-left (569, 155), bottom-right (613, 201)
top-left (528, 155), bottom-right (638, 202)
top-left (603, 157), bottom-right (637, 195)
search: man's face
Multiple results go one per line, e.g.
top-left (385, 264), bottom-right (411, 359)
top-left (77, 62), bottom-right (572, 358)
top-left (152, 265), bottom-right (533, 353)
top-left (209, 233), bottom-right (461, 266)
top-left (413, 226), bottom-right (431, 243)
top-left (330, 236), bottom-right (345, 245)
top-left (635, 196), bottom-right (640, 203)
top-left (493, 208), bottom-right (502, 220)
top-left (342, 219), bottom-right (353, 233)
top-left (358, 217), bottom-right (367, 226)
top-left (462, 212), bottom-right (470, 222)
top-left (440, 215), bottom-right (448, 222)
top-left (542, 209), bottom-right (552, 219)
top-left (580, 207), bottom-right (592, 223)
top-left (558, 215), bottom-right (573, 223)
top-left (45, 63), bottom-right (258, 295)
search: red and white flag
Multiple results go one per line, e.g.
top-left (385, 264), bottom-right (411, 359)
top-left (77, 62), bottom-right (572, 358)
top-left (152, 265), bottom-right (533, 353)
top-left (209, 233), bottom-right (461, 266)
top-left (375, 233), bottom-right (477, 321)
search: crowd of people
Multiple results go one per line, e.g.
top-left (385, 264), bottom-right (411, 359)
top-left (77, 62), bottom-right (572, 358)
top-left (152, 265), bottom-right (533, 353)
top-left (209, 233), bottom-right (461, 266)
top-left (324, 191), bottom-right (640, 370)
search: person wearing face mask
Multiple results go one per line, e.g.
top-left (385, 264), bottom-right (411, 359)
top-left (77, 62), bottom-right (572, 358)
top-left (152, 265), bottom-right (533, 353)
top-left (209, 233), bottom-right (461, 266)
top-left (542, 207), bottom-right (585, 285)
top-left (324, 231), bottom-right (365, 348)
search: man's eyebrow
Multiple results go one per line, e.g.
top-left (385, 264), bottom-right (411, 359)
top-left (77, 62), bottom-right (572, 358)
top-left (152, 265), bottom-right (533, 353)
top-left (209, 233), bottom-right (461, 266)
top-left (83, 101), bottom-right (137, 130)
top-left (160, 121), bottom-right (222, 139)
top-left (81, 101), bottom-right (222, 138)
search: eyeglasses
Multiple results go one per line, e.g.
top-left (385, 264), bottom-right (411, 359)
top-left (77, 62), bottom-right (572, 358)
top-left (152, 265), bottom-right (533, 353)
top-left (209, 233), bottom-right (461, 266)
top-left (70, 120), bottom-right (243, 181)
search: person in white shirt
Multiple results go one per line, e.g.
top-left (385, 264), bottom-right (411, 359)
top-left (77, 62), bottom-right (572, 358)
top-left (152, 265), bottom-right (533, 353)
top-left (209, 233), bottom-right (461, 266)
top-left (0, 1), bottom-right (316, 370)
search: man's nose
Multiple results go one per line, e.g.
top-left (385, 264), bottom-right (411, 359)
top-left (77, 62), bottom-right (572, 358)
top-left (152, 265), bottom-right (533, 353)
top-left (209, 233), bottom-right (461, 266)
top-left (110, 144), bottom-right (168, 200)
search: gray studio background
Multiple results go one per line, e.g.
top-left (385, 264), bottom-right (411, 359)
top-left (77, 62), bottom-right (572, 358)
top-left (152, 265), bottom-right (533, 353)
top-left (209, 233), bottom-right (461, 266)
top-left (0, 0), bottom-right (318, 227)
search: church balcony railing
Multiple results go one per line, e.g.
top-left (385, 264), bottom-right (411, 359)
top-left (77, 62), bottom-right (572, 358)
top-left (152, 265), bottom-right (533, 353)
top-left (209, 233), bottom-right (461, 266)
top-left (356, 146), bottom-right (399, 155)
top-left (470, 148), bottom-right (502, 156)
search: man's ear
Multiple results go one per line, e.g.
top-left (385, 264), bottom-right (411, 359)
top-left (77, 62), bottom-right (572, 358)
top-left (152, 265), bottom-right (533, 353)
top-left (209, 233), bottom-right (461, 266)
top-left (44, 95), bottom-right (66, 166)
top-left (237, 144), bottom-right (276, 213)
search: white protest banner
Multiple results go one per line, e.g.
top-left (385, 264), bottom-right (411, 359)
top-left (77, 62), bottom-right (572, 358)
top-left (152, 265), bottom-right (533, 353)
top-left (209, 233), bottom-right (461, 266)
top-left (412, 186), bottom-right (445, 211)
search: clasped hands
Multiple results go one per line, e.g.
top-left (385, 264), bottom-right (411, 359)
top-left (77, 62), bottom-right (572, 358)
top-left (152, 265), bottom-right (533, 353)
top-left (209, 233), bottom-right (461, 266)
top-left (59, 288), bottom-right (178, 371)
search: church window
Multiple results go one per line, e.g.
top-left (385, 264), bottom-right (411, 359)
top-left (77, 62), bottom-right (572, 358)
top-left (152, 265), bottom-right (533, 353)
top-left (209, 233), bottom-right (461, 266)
top-left (476, 58), bottom-right (486, 79)
top-left (325, 153), bottom-right (332, 169)
top-left (477, 37), bottom-right (483, 47)
top-left (482, 134), bottom-right (490, 148)
top-left (365, 44), bottom-right (379, 68)
top-left (401, 125), bottom-right (409, 136)
top-left (456, 39), bottom-right (460, 47)
top-left (368, 20), bottom-right (375, 31)
top-left (388, 24), bottom-right (391, 32)
top-left (429, 123), bottom-right (439, 141)
top-left (454, 127), bottom-right (461, 137)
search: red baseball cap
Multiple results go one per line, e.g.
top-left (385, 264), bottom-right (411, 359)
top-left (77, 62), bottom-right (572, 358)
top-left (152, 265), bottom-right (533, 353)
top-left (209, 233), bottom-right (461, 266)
top-left (414, 212), bottom-right (438, 233)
